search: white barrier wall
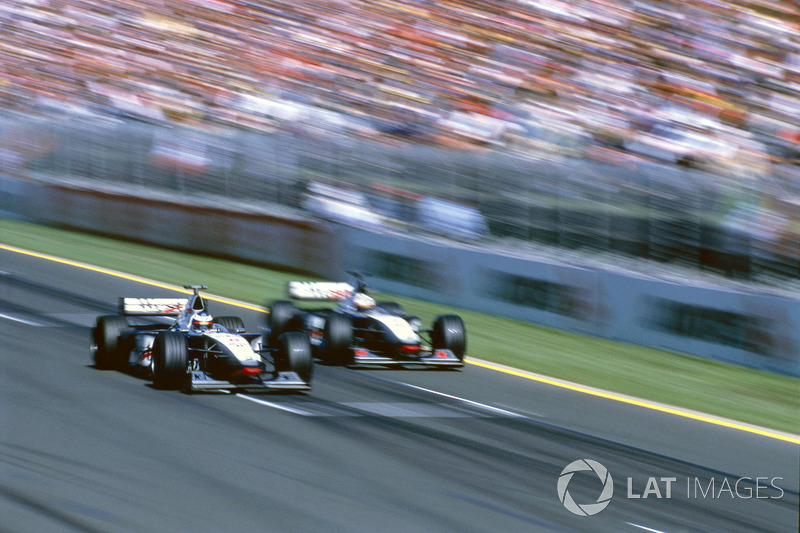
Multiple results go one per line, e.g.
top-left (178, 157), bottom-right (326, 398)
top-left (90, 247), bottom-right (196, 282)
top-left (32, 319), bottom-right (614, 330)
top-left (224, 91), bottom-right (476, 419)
top-left (342, 227), bottom-right (800, 376)
top-left (3, 175), bottom-right (798, 376)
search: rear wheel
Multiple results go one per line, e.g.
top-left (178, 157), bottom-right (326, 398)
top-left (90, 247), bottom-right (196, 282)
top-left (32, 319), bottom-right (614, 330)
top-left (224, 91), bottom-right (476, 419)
top-left (322, 312), bottom-right (353, 365)
top-left (267, 301), bottom-right (299, 345)
top-left (276, 331), bottom-right (313, 384)
top-left (432, 315), bottom-right (466, 360)
top-left (152, 331), bottom-right (188, 390)
top-left (93, 315), bottom-right (130, 370)
top-left (215, 316), bottom-right (245, 333)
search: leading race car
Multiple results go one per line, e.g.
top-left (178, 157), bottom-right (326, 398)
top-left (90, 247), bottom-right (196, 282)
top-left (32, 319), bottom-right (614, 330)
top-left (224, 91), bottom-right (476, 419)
top-left (91, 285), bottom-right (312, 393)
top-left (265, 272), bottom-right (465, 368)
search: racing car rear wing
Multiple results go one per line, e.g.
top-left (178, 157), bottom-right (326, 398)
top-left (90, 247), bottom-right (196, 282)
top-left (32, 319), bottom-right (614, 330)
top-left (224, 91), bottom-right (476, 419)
top-left (288, 281), bottom-right (353, 301)
top-left (119, 297), bottom-right (188, 316)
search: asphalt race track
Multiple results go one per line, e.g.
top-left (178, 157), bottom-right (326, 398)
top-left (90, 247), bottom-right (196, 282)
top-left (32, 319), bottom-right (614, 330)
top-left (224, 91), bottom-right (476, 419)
top-left (1, 247), bottom-right (798, 532)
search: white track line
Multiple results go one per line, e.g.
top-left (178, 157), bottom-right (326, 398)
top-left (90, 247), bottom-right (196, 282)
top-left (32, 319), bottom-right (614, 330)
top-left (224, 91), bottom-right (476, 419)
top-left (399, 382), bottom-right (527, 418)
top-left (236, 394), bottom-right (313, 416)
top-left (626, 522), bottom-right (668, 533)
top-left (0, 313), bottom-right (42, 326)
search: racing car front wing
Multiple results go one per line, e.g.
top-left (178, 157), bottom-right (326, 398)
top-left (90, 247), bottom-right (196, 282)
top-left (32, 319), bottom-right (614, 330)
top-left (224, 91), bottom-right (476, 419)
top-left (186, 370), bottom-right (310, 392)
top-left (351, 348), bottom-right (464, 368)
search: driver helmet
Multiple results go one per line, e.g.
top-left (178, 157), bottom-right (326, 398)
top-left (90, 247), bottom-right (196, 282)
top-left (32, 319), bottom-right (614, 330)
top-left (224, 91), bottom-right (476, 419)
top-left (353, 293), bottom-right (376, 311)
top-left (191, 312), bottom-right (214, 331)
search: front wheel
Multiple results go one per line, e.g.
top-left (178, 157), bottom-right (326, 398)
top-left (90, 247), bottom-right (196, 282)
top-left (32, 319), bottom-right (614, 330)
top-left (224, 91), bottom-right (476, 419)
top-left (152, 331), bottom-right (188, 390)
top-left (267, 300), bottom-right (299, 345)
top-left (276, 331), bottom-right (313, 384)
top-left (215, 316), bottom-right (245, 333)
top-left (321, 312), bottom-right (353, 365)
top-left (93, 315), bottom-right (131, 370)
top-left (432, 315), bottom-right (466, 360)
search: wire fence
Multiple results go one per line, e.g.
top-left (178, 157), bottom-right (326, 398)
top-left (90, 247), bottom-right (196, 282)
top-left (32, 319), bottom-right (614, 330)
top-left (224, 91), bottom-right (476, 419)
top-left (2, 115), bottom-right (798, 282)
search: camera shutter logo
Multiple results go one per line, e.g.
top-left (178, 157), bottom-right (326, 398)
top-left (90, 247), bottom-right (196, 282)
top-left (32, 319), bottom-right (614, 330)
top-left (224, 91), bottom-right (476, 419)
top-left (557, 459), bottom-right (614, 516)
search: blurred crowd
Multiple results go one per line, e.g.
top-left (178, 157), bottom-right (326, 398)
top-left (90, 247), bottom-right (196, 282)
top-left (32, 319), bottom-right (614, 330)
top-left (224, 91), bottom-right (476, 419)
top-left (1, 0), bottom-right (799, 177)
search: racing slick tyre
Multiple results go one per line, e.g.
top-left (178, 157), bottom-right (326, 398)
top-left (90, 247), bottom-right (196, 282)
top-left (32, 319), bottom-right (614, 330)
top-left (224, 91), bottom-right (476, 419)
top-left (276, 331), bottom-right (313, 384)
top-left (93, 315), bottom-right (131, 370)
top-left (268, 300), bottom-right (299, 345)
top-left (432, 315), bottom-right (466, 360)
top-left (215, 316), bottom-right (245, 333)
top-left (322, 312), bottom-right (353, 365)
top-left (377, 301), bottom-right (403, 316)
top-left (152, 331), bottom-right (188, 390)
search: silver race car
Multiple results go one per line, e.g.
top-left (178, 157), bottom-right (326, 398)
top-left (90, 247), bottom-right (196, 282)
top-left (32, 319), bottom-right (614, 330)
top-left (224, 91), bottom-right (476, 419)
top-left (265, 272), bottom-right (465, 368)
top-left (92, 285), bottom-right (312, 392)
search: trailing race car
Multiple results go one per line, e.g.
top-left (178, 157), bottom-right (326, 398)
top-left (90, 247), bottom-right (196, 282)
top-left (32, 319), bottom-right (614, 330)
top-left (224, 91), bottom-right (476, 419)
top-left (91, 285), bottom-right (312, 392)
top-left (265, 272), bottom-right (465, 368)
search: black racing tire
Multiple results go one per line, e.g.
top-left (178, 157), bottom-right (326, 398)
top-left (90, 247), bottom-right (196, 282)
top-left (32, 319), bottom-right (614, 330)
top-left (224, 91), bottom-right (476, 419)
top-left (215, 316), bottom-right (245, 333)
top-left (432, 315), bottom-right (466, 360)
top-left (276, 331), bottom-right (313, 384)
top-left (93, 315), bottom-right (130, 370)
top-left (268, 300), bottom-right (299, 345)
top-left (152, 331), bottom-right (188, 390)
top-left (322, 312), bottom-right (353, 365)
top-left (378, 301), bottom-right (403, 316)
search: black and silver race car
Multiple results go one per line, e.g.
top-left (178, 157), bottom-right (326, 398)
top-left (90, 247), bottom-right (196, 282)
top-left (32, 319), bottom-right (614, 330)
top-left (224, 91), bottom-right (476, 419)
top-left (91, 285), bottom-right (312, 392)
top-left (265, 272), bottom-right (465, 368)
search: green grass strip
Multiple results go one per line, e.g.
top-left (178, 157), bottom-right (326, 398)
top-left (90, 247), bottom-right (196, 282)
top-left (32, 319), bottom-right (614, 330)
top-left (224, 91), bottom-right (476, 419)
top-left (1, 218), bottom-right (798, 434)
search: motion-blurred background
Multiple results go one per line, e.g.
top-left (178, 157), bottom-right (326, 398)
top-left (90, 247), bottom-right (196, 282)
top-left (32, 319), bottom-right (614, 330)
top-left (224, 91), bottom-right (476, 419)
top-left (2, 0), bottom-right (799, 280)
